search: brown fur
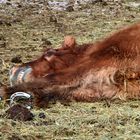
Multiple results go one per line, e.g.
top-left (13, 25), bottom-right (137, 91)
top-left (2, 22), bottom-right (140, 108)
top-left (21, 36), bottom-right (89, 78)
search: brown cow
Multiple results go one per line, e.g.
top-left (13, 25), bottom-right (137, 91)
top-left (1, 22), bottom-right (140, 108)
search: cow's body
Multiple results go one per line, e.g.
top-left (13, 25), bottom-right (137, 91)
top-left (1, 22), bottom-right (140, 107)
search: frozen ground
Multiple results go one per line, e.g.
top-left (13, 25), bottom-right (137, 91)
top-left (1, 0), bottom-right (140, 139)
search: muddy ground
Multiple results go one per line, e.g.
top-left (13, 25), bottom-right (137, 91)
top-left (1, 0), bottom-right (140, 139)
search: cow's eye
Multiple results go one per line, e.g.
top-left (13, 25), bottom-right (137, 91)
top-left (44, 49), bottom-right (57, 57)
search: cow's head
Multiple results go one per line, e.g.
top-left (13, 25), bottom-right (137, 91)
top-left (10, 36), bottom-right (77, 86)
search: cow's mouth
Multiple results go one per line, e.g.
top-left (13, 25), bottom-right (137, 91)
top-left (9, 66), bottom-right (33, 86)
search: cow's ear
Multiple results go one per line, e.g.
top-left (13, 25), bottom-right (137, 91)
top-left (63, 36), bottom-right (76, 48)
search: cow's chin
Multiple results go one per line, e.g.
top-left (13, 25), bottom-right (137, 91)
top-left (9, 65), bottom-right (34, 86)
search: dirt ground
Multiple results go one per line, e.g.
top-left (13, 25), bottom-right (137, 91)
top-left (1, 0), bottom-right (140, 139)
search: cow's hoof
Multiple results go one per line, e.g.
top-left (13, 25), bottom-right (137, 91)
top-left (10, 92), bottom-right (33, 109)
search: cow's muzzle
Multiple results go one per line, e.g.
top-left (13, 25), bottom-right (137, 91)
top-left (9, 66), bottom-right (33, 86)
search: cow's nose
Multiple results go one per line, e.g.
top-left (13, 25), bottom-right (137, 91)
top-left (9, 66), bottom-right (20, 86)
top-left (9, 66), bottom-right (33, 86)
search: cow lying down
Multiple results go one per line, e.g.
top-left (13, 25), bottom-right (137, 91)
top-left (1, 22), bottom-right (140, 108)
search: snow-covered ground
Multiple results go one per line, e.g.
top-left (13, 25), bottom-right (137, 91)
top-left (0, 0), bottom-right (97, 11)
top-left (1, 0), bottom-right (140, 11)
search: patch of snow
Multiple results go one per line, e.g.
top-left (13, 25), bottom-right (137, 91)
top-left (129, 2), bottom-right (140, 8)
top-left (0, 0), bottom-right (7, 3)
